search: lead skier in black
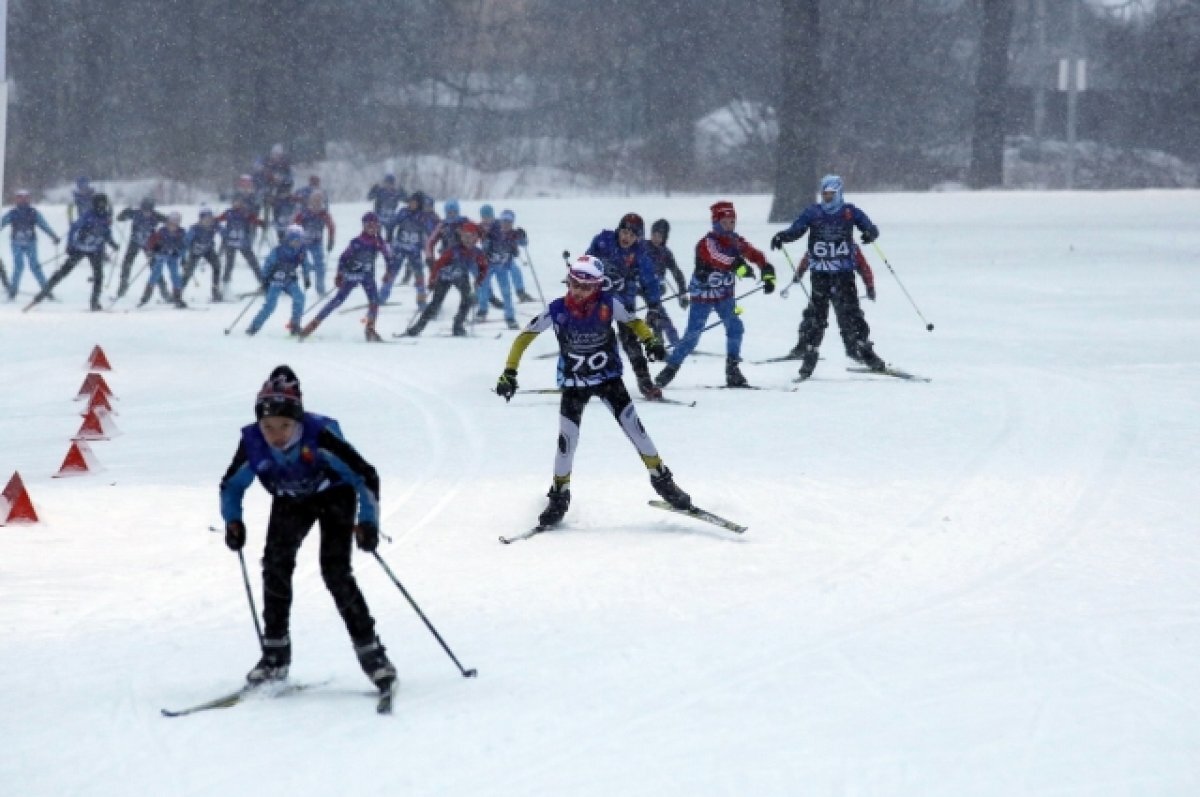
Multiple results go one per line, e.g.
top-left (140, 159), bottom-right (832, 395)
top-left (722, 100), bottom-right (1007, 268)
top-left (219, 366), bottom-right (396, 696)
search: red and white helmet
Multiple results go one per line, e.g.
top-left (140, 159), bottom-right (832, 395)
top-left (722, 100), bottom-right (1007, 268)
top-left (567, 255), bottom-right (604, 288)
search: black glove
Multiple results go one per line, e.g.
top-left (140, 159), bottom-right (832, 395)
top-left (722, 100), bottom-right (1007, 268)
top-left (496, 368), bottom-right (518, 401)
top-left (861, 228), bottom-right (878, 245)
top-left (326, 239), bottom-right (334, 253)
top-left (303, 275), bottom-right (312, 290)
top-left (735, 263), bottom-right (755, 281)
top-left (866, 286), bottom-right (876, 301)
top-left (645, 306), bottom-right (663, 328)
top-left (108, 240), bottom-right (120, 252)
top-left (761, 264), bottom-right (777, 295)
top-left (645, 338), bottom-right (667, 362)
top-left (770, 233), bottom-right (785, 251)
top-left (678, 294), bottom-right (689, 309)
top-left (355, 521), bottom-right (380, 552)
top-left (225, 520), bottom-right (246, 551)
top-left (52, 236), bottom-right (62, 246)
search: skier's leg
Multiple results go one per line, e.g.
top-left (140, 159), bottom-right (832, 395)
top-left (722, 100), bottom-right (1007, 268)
top-left (260, 498), bottom-right (316, 640)
top-left (315, 487), bottom-right (378, 643)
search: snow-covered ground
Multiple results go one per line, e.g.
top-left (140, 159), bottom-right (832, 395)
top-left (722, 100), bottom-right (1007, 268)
top-left (1, 191), bottom-right (1198, 796)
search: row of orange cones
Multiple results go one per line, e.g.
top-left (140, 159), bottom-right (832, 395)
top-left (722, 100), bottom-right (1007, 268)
top-left (1, 345), bottom-right (116, 526)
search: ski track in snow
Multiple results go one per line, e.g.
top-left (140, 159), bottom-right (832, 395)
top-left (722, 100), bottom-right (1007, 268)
top-left (3, 191), bottom-right (1200, 796)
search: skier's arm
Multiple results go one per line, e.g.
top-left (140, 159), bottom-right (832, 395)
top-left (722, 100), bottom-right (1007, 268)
top-left (317, 429), bottom-right (381, 525)
top-left (503, 310), bottom-right (553, 370)
top-left (854, 207), bottom-right (879, 244)
top-left (612, 302), bottom-right (656, 344)
top-left (35, 211), bottom-right (58, 240)
top-left (218, 441), bottom-right (255, 524)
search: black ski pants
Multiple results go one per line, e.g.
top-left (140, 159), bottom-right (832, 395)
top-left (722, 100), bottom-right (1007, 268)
top-left (797, 271), bottom-right (871, 354)
top-left (34, 250), bottom-right (104, 307)
top-left (413, 276), bottom-right (472, 333)
top-left (181, 251), bottom-right (222, 299)
top-left (222, 245), bottom-right (262, 286)
top-left (260, 485), bottom-right (377, 646)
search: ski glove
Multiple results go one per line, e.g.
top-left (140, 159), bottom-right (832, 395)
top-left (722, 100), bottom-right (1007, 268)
top-left (861, 229), bottom-right (878, 245)
top-left (225, 520), bottom-right (246, 551)
top-left (770, 233), bottom-right (786, 251)
top-left (645, 338), bottom-right (668, 362)
top-left (496, 368), bottom-right (518, 402)
top-left (761, 264), bottom-right (777, 295)
top-left (866, 286), bottom-right (876, 301)
top-left (303, 274), bottom-right (312, 290)
top-left (354, 521), bottom-right (380, 552)
top-left (645, 306), bottom-right (663, 329)
top-left (678, 294), bottom-right (689, 309)
top-left (326, 239), bottom-right (334, 253)
top-left (735, 263), bottom-right (756, 281)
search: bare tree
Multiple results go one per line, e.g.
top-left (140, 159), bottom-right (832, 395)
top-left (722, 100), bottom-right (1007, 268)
top-left (969, 0), bottom-right (1016, 188)
top-left (769, 0), bottom-right (821, 222)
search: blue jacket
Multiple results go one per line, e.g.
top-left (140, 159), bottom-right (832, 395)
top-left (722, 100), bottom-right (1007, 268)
top-left (2, 206), bottom-right (58, 244)
top-left (775, 203), bottom-right (878, 274)
top-left (367, 185), bottom-right (405, 225)
top-left (585, 230), bottom-right (662, 308)
top-left (392, 208), bottom-right (436, 255)
top-left (67, 211), bottom-right (118, 254)
top-left (219, 413), bottom-right (380, 524)
top-left (117, 208), bottom-right (167, 248)
top-left (146, 226), bottom-right (187, 260)
top-left (261, 242), bottom-right (307, 285)
top-left (338, 233), bottom-right (391, 277)
top-left (482, 223), bottom-right (527, 266)
top-left (184, 222), bottom-right (220, 257)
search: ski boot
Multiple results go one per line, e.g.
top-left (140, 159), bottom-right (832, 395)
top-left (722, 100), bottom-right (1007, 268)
top-left (855, 340), bottom-right (886, 372)
top-left (355, 637), bottom-right (397, 692)
top-left (517, 290), bottom-right (536, 303)
top-left (538, 483), bottom-right (571, 526)
top-left (247, 636), bottom-right (291, 684)
top-left (506, 319), bottom-right (521, 330)
top-left (452, 323), bottom-right (468, 337)
top-left (650, 466), bottom-right (693, 510)
top-left (725, 357), bottom-right (749, 388)
top-left (365, 323), bottom-right (383, 343)
top-left (475, 309), bottom-right (488, 322)
top-left (489, 296), bottom-right (504, 310)
top-left (797, 346), bottom-right (819, 381)
top-left (786, 342), bottom-right (805, 360)
top-left (655, 363), bottom-right (679, 388)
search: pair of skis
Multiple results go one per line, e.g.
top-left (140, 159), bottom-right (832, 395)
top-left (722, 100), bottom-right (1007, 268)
top-left (499, 499), bottom-right (747, 544)
top-left (161, 678), bottom-right (394, 717)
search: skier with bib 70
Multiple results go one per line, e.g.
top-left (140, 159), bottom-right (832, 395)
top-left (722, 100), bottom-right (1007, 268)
top-left (494, 255), bottom-right (692, 528)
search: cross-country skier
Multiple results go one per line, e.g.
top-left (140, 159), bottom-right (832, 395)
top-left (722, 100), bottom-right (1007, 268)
top-left (769, 174), bottom-right (885, 380)
top-left (25, 192), bottom-right (118, 312)
top-left (367, 173), bottom-right (405, 242)
top-left (643, 218), bottom-right (689, 346)
top-left (424, 198), bottom-right (465, 264)
top-left (299, 213), bottom-right (389, 343)
top-left (268, 177), bottom-right (299, 244)
top-left (292, 191), bottom-right (336, 296)
top-left (1, 190), bottom-right (60, 300)
top-left (137, 212), bottom-right (188, 308)
top-left (585, 212), bottom-right (666, 399)
top-left (69, 176), bottom-right (94, 223)
top-left (381, 190), bottom-right (436, 309)
top-left (655, 201), bottom-right (776, 389)
top-left (217, 196), bottom-right (266, 293)
top-left (219, 365), bottom-right (396, 694)
top-left (180, 207), bottom-right (224, 302)
top-left (115, 196), bottom-right (168, 300)
top-left (493, 255), bottom-right (691, 527)
top-left (476, 207), bottom-right (528, 329)
top-left (405, 221), bottom-right (487, 338)
top-left (245, 225), bottom-right (308, 336)
top-left (295, 174), bottom-right (323, 206)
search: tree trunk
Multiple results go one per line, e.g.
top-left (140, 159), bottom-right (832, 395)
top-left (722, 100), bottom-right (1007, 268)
top-left (969, 0), bottom-right (1016, 188)
top-left (769, 0), bottom-right (821, 223)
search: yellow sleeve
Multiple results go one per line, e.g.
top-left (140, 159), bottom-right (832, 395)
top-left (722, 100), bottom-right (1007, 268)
top-left (504, 330), bottom-right (540, 371)
top-left (622, 317), bottom-right (655, 344)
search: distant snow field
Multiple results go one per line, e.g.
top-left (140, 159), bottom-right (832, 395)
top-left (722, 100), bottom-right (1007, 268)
top-left (1, 191), bottom-right (1198, 796)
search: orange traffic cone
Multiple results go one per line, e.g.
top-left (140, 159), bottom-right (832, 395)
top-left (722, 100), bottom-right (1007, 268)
top-left (86, 345), bottom-right (113, 371)
top-left (75, 372), bottom-right (115, 401)
top-left (54, 441), bottom-right (98, 478)
top-left (1, 471), bottom-right (39, 525)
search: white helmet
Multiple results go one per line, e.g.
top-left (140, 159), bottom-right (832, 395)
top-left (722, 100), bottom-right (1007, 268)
top-left (568, 255), bottom-right (604, 287)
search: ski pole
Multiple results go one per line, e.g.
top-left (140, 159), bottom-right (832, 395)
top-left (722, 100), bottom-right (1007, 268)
top-left (664, 284), bottom-right (763, 351)
top-left (520, 245), bottom-right (547, 309)
top-left (371, 551), bottom-right (478, 678)
top-left (779, 246), bottom-right (810, 301)
top-left (224, 290), bottom-right (261, 335)
top-left (871, 242), bottom-right (935, 331)
top-left (236, 549), bottom-right (265, 647)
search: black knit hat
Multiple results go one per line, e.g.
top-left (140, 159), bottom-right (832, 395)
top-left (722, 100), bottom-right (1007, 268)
top-left (255, 365), bottom-right (303, 421)
top-left (651, 218), bottom-right (670, 241)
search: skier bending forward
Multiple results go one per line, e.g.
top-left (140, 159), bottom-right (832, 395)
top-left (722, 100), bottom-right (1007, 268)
top-left (494, 255), bottom-right (694, 527)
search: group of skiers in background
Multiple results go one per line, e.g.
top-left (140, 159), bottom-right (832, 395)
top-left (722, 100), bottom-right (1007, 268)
top-left (3, 142), bottom-right (888, 386)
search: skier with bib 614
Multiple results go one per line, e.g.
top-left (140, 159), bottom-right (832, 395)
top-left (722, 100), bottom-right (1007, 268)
top-left (769, 174), bottom-right (885, 381)
top-left (219, 365), bottom-right (397, 697)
